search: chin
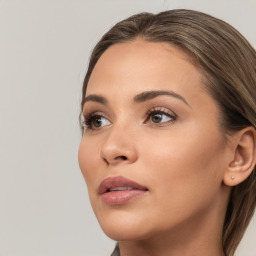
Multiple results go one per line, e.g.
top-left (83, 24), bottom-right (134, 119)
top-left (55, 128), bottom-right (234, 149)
top-left (96, 211), bottom-right (153, 241)
top-left (102, 225), bottom-right (151, 241)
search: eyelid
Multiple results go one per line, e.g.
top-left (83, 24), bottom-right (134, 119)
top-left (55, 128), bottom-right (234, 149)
top-left (144, 106), bottom-right (177, 125)
top-left (146, 106), bottom-right (176, 117)
top-left (82, 111), bottom-right (111, 131)
top-left (147, 106), bottom-right (176, 116)
top-left (83, 110), bottom-right (109, 120)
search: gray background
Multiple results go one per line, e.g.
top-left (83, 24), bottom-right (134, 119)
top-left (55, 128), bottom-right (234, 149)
top-left (0, 0), bottom-right (255, 255)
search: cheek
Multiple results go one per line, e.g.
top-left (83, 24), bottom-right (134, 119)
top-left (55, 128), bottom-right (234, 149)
top-left (135, 132), bottom-right (226, 231)
top-left (78, 139), bottom-right (101, 191)
top-left (142, 127), bottom-right (226, 201)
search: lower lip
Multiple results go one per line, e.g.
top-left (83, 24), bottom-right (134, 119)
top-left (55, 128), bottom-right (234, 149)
top-left (101, 190), bottom-right (147, 205)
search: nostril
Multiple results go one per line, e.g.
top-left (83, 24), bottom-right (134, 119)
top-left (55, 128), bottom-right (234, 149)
top-left (102, 155), bottom-right (129, 165)
top-left (116, 156), bottom-right (128, 160)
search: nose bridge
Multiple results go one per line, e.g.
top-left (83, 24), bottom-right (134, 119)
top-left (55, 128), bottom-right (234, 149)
top-left (100, 120), bottom-right (138, 165)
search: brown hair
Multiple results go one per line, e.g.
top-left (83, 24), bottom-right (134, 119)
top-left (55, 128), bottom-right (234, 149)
top-left (81, 9), bottom-right (256, 256)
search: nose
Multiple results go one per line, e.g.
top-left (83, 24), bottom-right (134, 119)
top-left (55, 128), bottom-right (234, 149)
top-left (100, 126), bottom-right (138, 166)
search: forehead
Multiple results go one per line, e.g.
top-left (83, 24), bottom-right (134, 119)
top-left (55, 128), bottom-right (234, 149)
top-left (86, 39), bottom-right (206, 104)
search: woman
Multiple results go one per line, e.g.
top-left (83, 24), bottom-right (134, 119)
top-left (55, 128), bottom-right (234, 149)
top-left (78, 9), bottom-right (256, 256)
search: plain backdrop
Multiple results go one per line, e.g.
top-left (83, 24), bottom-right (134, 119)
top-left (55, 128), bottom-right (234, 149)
top-left (0, 0), bottom-right (255, 255)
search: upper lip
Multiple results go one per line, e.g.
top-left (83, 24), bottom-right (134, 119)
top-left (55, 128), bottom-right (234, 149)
top-left (98, 176), bottom-right (148, 194)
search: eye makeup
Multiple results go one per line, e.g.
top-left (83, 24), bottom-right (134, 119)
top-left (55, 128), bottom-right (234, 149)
top-left (82, 105), bottom-right (177, 132)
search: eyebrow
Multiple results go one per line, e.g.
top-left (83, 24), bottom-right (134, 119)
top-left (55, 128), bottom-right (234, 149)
top-left (83, 90), bottom-right (190, 107)
top-left (134, 90), bottom-right (190, 107)
top-left (83, 94), bottom-right (108, 105)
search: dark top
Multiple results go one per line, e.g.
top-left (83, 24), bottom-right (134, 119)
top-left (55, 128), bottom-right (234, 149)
top-left (110, 243), bottom-right (120, 256)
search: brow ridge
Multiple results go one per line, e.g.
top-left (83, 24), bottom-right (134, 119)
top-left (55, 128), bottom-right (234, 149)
top-left (83, 90), bottom-right (190, 107)
top-left (133, 90), bottom-right (190, 106)
top-left (83, 94), bottom-right (108, 105)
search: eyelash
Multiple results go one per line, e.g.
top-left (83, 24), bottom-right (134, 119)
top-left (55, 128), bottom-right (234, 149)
top-left (82, 107), bottom-right (177, 131)
top-left (145, 107), bottom-right (177, 125)
top-left (82, 113), bottom-right (108, 130)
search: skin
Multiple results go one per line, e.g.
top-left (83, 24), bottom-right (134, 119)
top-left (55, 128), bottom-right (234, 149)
top-left (78, 39), bottom-right (235, 256)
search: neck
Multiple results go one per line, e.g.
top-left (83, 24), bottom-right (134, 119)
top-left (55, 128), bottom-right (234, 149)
top-left (119, 235), bottom-right (225, 256)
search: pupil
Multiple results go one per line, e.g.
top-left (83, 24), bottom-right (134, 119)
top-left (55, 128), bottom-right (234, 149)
top-left (152, 113), bottom-right (162, 123)
top-left (94, 118), bottom-right (102, 127)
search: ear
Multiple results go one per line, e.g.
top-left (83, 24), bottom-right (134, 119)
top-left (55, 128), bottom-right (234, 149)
top-left (223, 127), bottom-right (256, 187)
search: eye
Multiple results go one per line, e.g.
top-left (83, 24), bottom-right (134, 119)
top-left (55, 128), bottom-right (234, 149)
top-left (82, 113), bottom-right (111, 131)
top-left (146, 107), bottom-right (176, 125)
top-left (150, 112), bottom-right (171, 123)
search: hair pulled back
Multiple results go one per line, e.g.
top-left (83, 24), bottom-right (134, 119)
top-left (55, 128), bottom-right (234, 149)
top-left (81, 9), bottom-right (256, 256)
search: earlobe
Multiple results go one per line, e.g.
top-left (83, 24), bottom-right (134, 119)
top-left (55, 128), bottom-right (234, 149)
top-left (223, 127), bottom-right (256, 187)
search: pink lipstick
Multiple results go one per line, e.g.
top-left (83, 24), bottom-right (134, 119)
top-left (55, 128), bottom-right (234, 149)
top-left (99, 176), bottom-right (148, 205)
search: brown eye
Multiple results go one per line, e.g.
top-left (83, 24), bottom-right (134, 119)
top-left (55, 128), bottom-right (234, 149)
top-left (148, 111), bottom-right (175, 124)
top-left (93, 117), bottom-right (103, 127)
top-left (83, 114), bottom-right (111, 130)
top-left (150, 113), bottom-right (164, 123)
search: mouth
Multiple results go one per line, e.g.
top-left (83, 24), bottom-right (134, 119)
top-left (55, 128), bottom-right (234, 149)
top-left (98, 176), bottom-right (148, 205)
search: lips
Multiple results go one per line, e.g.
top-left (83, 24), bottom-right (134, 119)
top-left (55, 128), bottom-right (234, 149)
top-left (99, 176), bottom-right (148, 194)
top-left (98, 176), bottom-right (148, 205)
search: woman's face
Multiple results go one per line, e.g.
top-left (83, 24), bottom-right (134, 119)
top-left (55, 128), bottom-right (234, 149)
top-left (78, 40), bottom-right (231, 241)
